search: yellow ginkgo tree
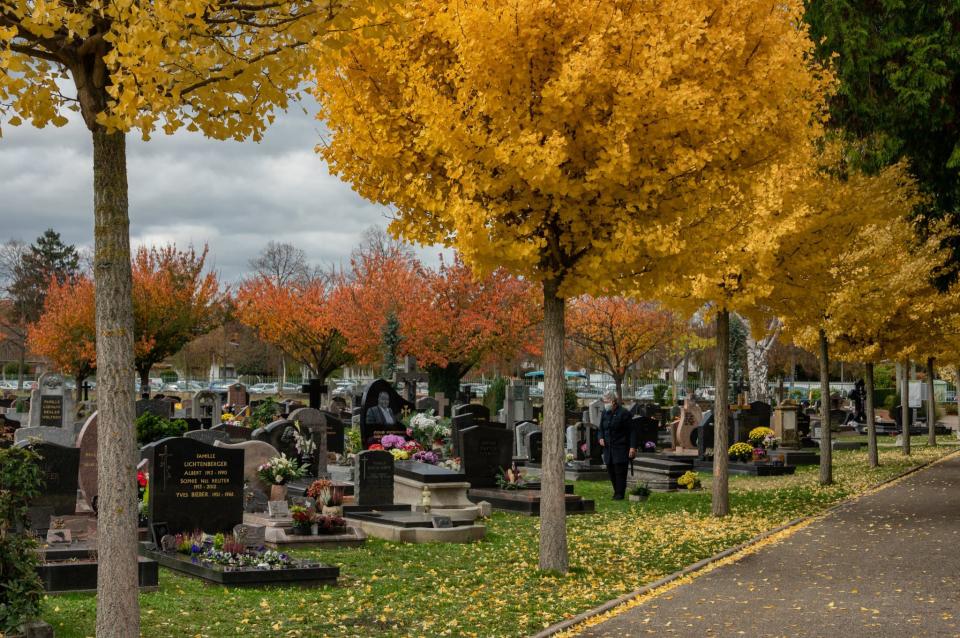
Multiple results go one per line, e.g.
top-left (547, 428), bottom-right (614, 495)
top-left (315, 0), bottom-right (830, 563)
top-left (1, 1), bottom-right (374, 633)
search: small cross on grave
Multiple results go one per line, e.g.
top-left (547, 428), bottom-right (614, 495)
top-left (434, 393), bottom-right (450, 418)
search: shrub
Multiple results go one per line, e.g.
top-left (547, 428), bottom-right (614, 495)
top-left (884, 392), bottom-right (901, 413)
top-left (135, 412), bottom-right (188, 446)
top-left (564, 386), bottom-right (579, 413)
top-left (653, 383), bottom-right (669, 406)
top-left (0, 446), bottom-right (45, 633)
top-left (483, 377), bottom-right (507, 415)
top-left (247, 396), bottom-right (279, 430)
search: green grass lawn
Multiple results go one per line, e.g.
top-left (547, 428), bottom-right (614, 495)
top-left (43, 445), bottom-right (956, 638)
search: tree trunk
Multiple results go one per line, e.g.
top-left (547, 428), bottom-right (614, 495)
top-left (901, 358), bottom-right (911, 455)
top-left (926, 357), bottom-right (937, 447)
top-left (17, 342), bottom-right (25, 392)
top-left (744, 317), bottom-right (780, 402)
top-left (865, 362), bottom-right (878, 468)
top-left (539, 279), bottom-right (568, 573)
top-left (818, 329), bottom-right (832, 486)
top-left (613, 373), bottom-right (623, 403)
top-left (712, 308), bottom-right (730, 517)
top-left (91, 127), bottom-right (140, 638)
top-left (138, 366), bottom-right (150, 398)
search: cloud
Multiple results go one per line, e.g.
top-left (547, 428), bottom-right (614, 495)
top-left (0, 98), bottom-right (448, 284)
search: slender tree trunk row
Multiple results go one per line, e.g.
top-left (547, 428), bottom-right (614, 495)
top-left (865, 361), bottom-right (878, 468)
top-left (901, 357), bottom-right (911, 455)
top-left (818, 329), bottom-right (832, 486)
top-left (539, 279), bottom-right (568, 573)
top-left (926, 357), bottom-right (937, 447)
top-left (712, 308), bottom-right (730, 517)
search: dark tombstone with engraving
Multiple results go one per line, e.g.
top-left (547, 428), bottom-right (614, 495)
top-left (632, 415), bottom-right (659, 451)
top-left (453, 403), bottom-right (490, 425)
top-left (458, 425), bottom-right (513, 489)
top-left (359, 379), bottom-right (414, 447)
top-left (354, 449), bottom-right (394, 506)
top-left (450, 413), bottom-right (473, 458)
top-left (319, 411), bottom-right (346, 455)
top-left (146, 437), bottom-right (244, 535)
top-left (16, 440), bottom-right (81, 515)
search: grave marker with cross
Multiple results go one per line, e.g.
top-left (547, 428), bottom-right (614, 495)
top-left (434, 392), bottom-right (450, 418)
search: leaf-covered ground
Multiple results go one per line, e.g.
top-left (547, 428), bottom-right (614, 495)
top-left (43, 444), bottom-right (956, 638)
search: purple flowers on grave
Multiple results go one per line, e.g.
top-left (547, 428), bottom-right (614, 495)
top-left (644, 441), bottom-right (656, 451)
top-left (380, 434), bottom-right (407, 450)
top-left (412, 450), bottom-right (439, 465)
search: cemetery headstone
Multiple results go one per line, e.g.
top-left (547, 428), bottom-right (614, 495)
top-left (233, 523), bottom-right (266, 548)
top-left (77, 412), bottom-right (98, 507)
top-left (227, 382), bottom-right (250, 408)
top-left (211, 423), bottom-right (253, 442)
top-left (458, 425), bottom-right (513, 488)
top-left (515, 421), bottom-right (541, 459)
top-left (527, 431), bottom-right (543, 464)
top-left (354, 449), bottom-right (394, 506)
top-left (359, 379), bottom-right (414, 447)
top-left (213, 439), bottom-right (279, 511)
top-left (13, 425), bottom-right (75, 447)
top-left (27, 373), bottom-right (74, 431)
top-left (288, 407), bottom-right (329, 478)
top-left (415, 396), bottom-right (439, 413)
top-left (450, 413), bottom-right (474, 458)
top-left (184, 429), bottom-right (231, 446)
top-left (632, 415), bottom-right (659, 451)
top-left (588, 399), bottom-right (604, 426)
top-left (319, 410), bottom-right (346, 455)
top-left (146, 437), bottom-right (244, 534)
top-left (191, 390), bottom-right (222, 429)
top-left (16, 440), bottom-right (80, 515)
top-left (136, 397), bottom-right (174, 419)
top-left (454, 403), bottom-right (491, 424)
top-left (252, 419), bottom-right (313, 473)
top-left (585, 423), bottom-right (603, 464)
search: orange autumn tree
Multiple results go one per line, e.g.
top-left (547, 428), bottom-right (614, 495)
top-left (236, 274), bottom-right (353, 385)
top-left (403, 255), bottom-right (540, 398)
top-left (567, 297), bottom-right (679, 401)
top-left (132, 245), bottom-right (222, 393)
top-left (332, 235), bottom-right (424, 374)
top-left (28, 275), bottom-right (97, 395)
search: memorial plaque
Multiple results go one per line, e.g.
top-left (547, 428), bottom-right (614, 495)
top-left (233, 523), bottom-right (266, 548)
top-left (147, 437), bottom-right (244, 534)
top-left (267, 501), bottom-right (290, 518)
top-left (15, 440), bottom-right (80, 515)
top-left (355, 450), bottom-right (394, 506)
top-left (527, 431), bottom-right (543, 464)
top-left (39, 396), bottom-right (64, 428)
top-left (459, 425), bottom-right (513, 489)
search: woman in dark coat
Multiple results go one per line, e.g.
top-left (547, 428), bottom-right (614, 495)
top-left (598, 390), bottom-right (637, 499)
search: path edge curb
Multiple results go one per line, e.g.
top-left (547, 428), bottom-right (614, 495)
top-left (529, 449), bottom-right (960, 638)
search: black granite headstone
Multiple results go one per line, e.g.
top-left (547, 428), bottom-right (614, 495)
top-left (320, 411), bottom-right (346, 454)
top-left (136, 398), bottom-right (174, 419)
top-left (146, 437), bottom-right (244, 535)
top-left (527, 431), bottom-right (543, 464)
top-left (450, 413), bottom-right (474, 457)
top-left (453, 403), bottom-right (490, 424)
top-left (459, 425), bottom-right (513, 488)
top-left (355, 449), bottom-right (394, 506)
top-left (16, 441), bottom-right (79, 515)
top-left (632, 415), bottom-right (658, 450)
top-left (211, 423), bottom-right (253, 442)
top-left (359, 379), bottom-right (414, 447)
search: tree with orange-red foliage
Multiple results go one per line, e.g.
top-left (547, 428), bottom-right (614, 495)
top-left (567, 296), bottom-right (679, 401)
top-left (28, 276), bottom-right (96, 396)
top-left (403, 256), bottom-right (539, 398)
top-left (132, 245), bottom-right (222, 393)
top-left (330, 230), bottom-right (424, 372)
top-left (236, 273), bottom-right (353, 385)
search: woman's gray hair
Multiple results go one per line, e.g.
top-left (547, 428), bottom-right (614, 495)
top-left (602, 389), bottom-right (617, 402)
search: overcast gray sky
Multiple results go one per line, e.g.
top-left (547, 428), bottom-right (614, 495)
top-left (0, 98), bottom-right (445, 284)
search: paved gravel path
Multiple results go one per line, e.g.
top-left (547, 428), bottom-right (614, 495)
top-left (576, 453), bottom-right (960, 638)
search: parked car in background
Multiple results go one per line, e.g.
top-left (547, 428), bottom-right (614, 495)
top-left (249, 382), bottom-right (272, 394)
top-left (332, 380), bottom-right (361, 399)
top-left (635, 384), bottom-right (656, 401)
top-left (472, 384), bottom-right (489, 398)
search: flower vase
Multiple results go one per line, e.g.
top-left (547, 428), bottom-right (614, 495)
top-left (270, 484), bottom-right (288, 502)
top-left (321, 505), bottom-right (342, 518)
